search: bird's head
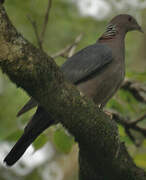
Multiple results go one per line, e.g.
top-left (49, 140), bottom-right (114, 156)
top-left (110, 14), bottom-right (143, 33)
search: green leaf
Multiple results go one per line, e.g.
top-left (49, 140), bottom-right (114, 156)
top-left (33, 133), bottom-right (49, 150)
top-left (53, 128), bottom-right (74, 154)
top-left (119, 135), bottom-right (133, 145)
top-left (4, 130), bottom-right (23, 142)
top-left (134, 154), bottom-right (146, 169)
top-left (119, 126), bottom-right (133, 145)
top-left (126, 72), bottom-right (146, 82)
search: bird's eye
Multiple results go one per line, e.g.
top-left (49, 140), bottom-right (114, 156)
top-left (128, 17), bottom-right (132, 22)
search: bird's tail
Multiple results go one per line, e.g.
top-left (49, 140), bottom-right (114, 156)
top-left (4, 107), bottom-right (54, 166)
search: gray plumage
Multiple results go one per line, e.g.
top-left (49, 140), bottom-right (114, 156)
top-left (61, 43), bottom-right (113, 84)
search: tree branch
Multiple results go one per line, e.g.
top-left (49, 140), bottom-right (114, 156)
top-left (40, 0), bottom-right (52, 49)
top-left (52, 33), bottom-right (83, 58)
top-left (121, 79), bottom-right (146, 104)
top-left (0, 4), bottom-right (146, 180)
top-left (109, 109), bottom-right (146, 146)
top-left (28, 0), bottom-right (52, 50)
top-left (27, 16), bottom-right (42, 49)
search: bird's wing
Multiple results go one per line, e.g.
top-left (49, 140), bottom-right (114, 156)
top-left (17, 43), bottom-right (113, 117)
top-left (61, 43), bottom-right (113, 84)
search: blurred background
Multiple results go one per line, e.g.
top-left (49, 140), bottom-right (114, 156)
top-left (0, 0), bottom-right (146, 179)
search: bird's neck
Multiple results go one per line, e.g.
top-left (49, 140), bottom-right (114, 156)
top-left (98, 23), bottom-right (126, 42)
top-left (99, 24), bottom-right (118, 41)
top-left (98, 24), bottom-right (126, 62)
top-left (98, 23), bottom-right (126, 54)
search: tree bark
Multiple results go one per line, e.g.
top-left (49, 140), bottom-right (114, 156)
top-left (0, 4), bottom-right (146, 180)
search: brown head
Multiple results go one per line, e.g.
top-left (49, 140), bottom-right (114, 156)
top-left (110, 14), bottom-right (143, 33)
top-left (99, 14), bottom-right (143, 41)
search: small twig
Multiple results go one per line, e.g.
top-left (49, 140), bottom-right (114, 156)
top-left (28, 0), bottom-right (52, 50)
top-left (40, 0), bottom-right (52, 47)
top-left (68, 33), bottom-right (83, 57)
top-left (52, 45), bottom-right (72, 59)
top-left (52, 33), bottom-right (83, 58)
top-left (27, 16), bottom-right (42, 49)
top-left (125, 128), bottom-right (137, 145)
top-left (121, 79), bottom-right (146, 104)
top-left (130, 114), bottom-right (146, 125)
top-left (107, 109), bottom-right (146, 146)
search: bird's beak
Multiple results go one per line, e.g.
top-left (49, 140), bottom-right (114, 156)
top-left (137, 25), bottom-right (144, 33)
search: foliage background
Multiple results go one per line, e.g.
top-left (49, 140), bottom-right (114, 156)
top-left (0, 0), bottom-right (146, 179)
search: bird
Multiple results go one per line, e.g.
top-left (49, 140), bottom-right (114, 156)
top-left (4, 14), bottom-right (143, 166)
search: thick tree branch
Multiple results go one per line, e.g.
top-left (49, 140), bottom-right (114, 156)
top-left (0, 5), bottom-right (146, 180)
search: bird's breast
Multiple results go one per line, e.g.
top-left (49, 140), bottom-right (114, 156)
top-left (77, 59), bottom-right (125, 107)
